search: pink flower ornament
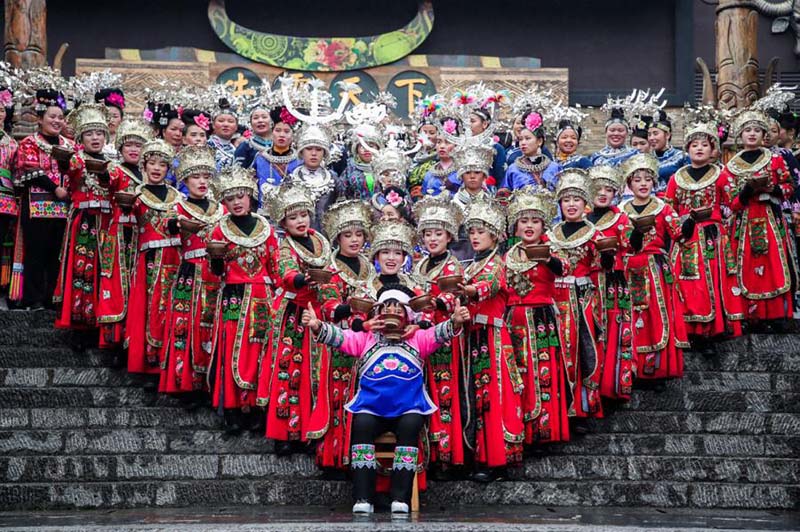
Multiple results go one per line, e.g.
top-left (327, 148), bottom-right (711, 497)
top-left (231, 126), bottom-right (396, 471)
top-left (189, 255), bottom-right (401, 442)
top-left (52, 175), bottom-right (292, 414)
top-left (525, 112), bottom-right (543, 133)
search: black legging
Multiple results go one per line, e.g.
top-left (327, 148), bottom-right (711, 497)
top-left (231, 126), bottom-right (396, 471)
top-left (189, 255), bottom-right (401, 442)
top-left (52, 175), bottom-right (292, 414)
top-left (350, 412), bottom-right (424, 504)
top-left (21, 214), bottom-right (66, 308)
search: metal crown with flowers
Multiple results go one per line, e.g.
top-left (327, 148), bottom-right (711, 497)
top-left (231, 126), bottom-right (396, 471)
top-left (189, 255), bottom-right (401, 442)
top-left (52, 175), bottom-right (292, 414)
top-left (369, 220), bottom-right (416, 259)
top-left (731, 109), bottom-right (770, 139)
top-left (555, 168), bottom-right (594, 203)
top-left (71, 70), bottom-right (124, 104)
top-left (115, 118), bottom-right (154, 150)
top-left (217, 164), bottom-right (257, 198)
top-left (345, 100), bottom-right (390, 152)
top-left (464, 195), bottom-right (507, 239)
top-left (269, 180), bottom-right (315, 222)
top-left (281, 76), bottom-right (354, 154)
top-left (507, 186), bottom-right (557, 228)
top-left (140, 138), bottom-right (174, 165)
top-left (683, 122), bottom-right (720, 148)
top-left (323, 199), bottom-right (373, 241)
top-left (176, 145), bottom-right (217, 182)
top-left (439, 84), bottom-right (511, 148)
top-left (752, 83), bottom-right (797, 114)
top-left (413, 195), bottom-right (464, 237)
top-left (452, 142), bottom-right (494, 178)
top-left (621, 153), bottom-right (659, 182)
top-left (361, 124), bottom-right (421, 183)
top-left (68, 102), bottom-right (109, 138)
top-left (588, 165), bottom-right (624, 192)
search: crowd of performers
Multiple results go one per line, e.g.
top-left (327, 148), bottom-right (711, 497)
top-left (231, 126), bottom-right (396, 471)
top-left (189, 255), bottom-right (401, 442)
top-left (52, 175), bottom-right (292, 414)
top-left (2, 65), bottom-right (800, 515)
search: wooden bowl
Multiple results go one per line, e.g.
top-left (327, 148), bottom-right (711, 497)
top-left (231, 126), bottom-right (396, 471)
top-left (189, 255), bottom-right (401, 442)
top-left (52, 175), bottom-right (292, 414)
top-left (348, 296), bottom-right (375, 314)
top-left (595, 236), bottom-right (619, 252)
top-left (307, 268), bottom-right (333, 284)
top-left (380, 311), bottom-right (405, 340)
top-left (524, 244), bottom-right (551, 261)
top-left (206, 240), bottom-right (228, 258)
top-left (179, 217), bottom-right (205, 234)
top-left (409, 293), bottom-right (434, 312)
top-left (50, 145), bottom-right (74, 162)
top-left (748, 175), bottom-right (770, 190)
top-left (113, 191), bottom-right (138, 208)
top-left (632, 214), bottom-right (656, 232)
top-left (436, 274), bottom-right (463, 293)
top-left (84, 158), bottom-right (108, 174)
top-left (690, 206), bottom-right (713, 222)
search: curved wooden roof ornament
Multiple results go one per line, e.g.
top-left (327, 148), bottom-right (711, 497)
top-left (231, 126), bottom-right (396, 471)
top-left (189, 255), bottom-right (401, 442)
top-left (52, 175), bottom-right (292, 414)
top-left (208, 0), bottom-right (434, 72)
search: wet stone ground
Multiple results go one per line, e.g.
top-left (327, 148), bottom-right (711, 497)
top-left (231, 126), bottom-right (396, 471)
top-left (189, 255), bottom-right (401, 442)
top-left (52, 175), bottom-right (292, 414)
top-left (0, 505), bottom-right (797, 531)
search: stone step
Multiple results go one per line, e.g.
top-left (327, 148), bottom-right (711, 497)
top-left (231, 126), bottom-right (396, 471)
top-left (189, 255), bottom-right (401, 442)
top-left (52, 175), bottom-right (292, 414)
top-left (0, 387), bottom-right (175, 408)
top-left (0, 453), bottom-right (796, 485)
top-left (2, 408), bottom-right (797, 437)
top-left (0, 310), bottom-right (58, 330)
top-left (1, 346), bottom-right (796, 374)
top-left (0, 347), bottom-right (124, 369)
top-left (1, 367), bottom-right (788, 393)
top-left (3, 385), bottom-right (797, 413)
top-left (0, 453), bottom-right (319, 483)
top-left (0, 478), bottom-right (796, 511)
top-left (1, 429), bottom-right (797, 458)
top-left (0, 327), bottom-right (74, 348)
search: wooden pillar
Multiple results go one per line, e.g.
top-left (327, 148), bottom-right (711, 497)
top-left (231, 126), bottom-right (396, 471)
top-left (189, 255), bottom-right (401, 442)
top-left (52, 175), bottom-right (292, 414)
top-left (4, 0), bottom-right (48, 68)
top-left (715, 0), bottom-right (760, 110)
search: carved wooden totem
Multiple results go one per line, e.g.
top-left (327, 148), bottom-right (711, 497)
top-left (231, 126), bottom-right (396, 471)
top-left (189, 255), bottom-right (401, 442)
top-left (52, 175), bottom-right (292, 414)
top-left (4, 0), bottom-right (47, 68)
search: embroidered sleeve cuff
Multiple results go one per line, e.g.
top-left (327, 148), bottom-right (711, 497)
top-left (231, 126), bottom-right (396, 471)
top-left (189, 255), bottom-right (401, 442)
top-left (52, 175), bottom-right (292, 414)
top-left (316, 322), bottom-right (345, 348)
top-left (434, 319), bottom-right (457, 344)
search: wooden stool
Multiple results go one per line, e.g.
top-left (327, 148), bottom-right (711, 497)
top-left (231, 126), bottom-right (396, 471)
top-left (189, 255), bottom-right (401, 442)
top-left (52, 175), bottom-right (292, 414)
top-left (375, 432), bottom-right (420, 512)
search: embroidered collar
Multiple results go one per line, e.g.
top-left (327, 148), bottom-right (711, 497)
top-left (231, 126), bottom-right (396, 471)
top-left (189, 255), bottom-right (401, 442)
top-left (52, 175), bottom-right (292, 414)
top-left (414, 251), bottom-right (453, 281)
top-left (591, 208), bottom-right (622, 232)
top-left (334, 253), bottom-right (374, 292)
top-left (620, 196), bottom-right (666, 218)
top-left (505, 242), bottom-right (538, 274)
top-left (548, 220), bottom-right (596, 249)
top-left (286, 231), bottom-right (331, 268)
top-left (726, 147), bottom-right (772, 177)
top-left (674, 165), bottom-right (720, 191)
top-left (135, 183), bottom-right (180, 210)
top-left (220, 213), bottom-right (272, 247)
top-left (464, 247), bottom-right (497, 282)
top-left (179, 197), bottom-right (223, 225)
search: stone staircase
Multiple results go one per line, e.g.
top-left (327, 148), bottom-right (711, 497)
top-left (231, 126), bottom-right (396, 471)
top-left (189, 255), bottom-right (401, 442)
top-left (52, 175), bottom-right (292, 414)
top-left (0, 311), bottom-right (798, 511)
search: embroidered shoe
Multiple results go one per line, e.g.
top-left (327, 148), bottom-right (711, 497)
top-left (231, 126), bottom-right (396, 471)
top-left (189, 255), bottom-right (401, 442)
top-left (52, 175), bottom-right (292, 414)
top-left (391, 501), bottom-right (409, 515)
top-left (352, 500), bottom-right (373, 514)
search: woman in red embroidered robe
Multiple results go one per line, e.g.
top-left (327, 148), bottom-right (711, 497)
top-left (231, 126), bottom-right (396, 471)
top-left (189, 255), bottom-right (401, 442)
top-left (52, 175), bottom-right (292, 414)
top-left (505, 187), bottom-right (570, 444)
top-left (307, 199), bottom-right (375, 471)
top-left (160, 146), bottom-right (223, 398)
top-left (0, 90), bottom-right (18, 300)
top-left (548, 169), bottom-right (606, 419)
top-left (97, 118), bottom-right (152, 348)
top-left (54, 104), bottom-right (113, 334)
top-left (458, 197), bottom-right (524, 482)
top-left (208, 166), bottom-right (279, 434)
top-left (587, 166), bottom-right (635, 402)
top-left (621, 154), bottom-right (689, 381)
top-left (13, 89), bottom-right (72, 309)
top-left (259, 182), bottom-right (336, 455)
top-left (126, 139), bottom-right (181, 375)
top-left (665, 123), bottom-right (744, 351)
top-left (720, 111), bottom-right (795, 326)
top-left (411, 196), bottom-right (465, 473)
